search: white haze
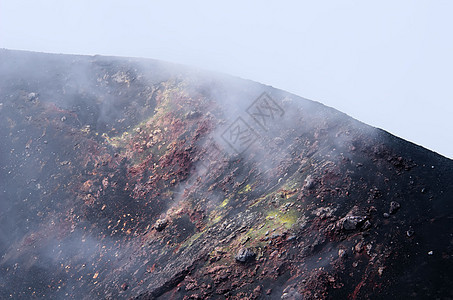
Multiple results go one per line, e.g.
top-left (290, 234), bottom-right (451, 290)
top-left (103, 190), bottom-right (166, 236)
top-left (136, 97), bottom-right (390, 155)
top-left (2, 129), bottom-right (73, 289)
top-left (0, 0), bottom-right (452, 158)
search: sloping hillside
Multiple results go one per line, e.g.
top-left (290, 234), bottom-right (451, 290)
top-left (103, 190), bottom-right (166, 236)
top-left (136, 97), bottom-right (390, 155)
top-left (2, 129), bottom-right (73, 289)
top-left (0, 49), bottom-right (452, 299)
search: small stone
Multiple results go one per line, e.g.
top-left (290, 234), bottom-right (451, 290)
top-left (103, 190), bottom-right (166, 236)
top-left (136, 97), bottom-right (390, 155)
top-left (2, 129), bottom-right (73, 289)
top-left (186, 110), bottom-right (201, 119)
top-left (121, 283), bottom-right (128, 291)
top-left (154, 219), bottom-right (168, 232)
top-left (235, 248), bottom-right (256, 263)
top-left (383, 213), bottom-right (390, 218)
top-left (338, 249), bottom-right (347, 258)
top-left (281, 288), bottom-right (302, 299)
top-left (428, 251), bottom-right (433, 255)
top-left (355, 241), bottom-right (363, 253)
top-left (253, 285), bottom-right (262, 294)
top-left (241, 236), bottom-right (250, 245)
top-left (342, 216), bottom-right (365, 230)
top-left (361, 220), bottom-right (372, 230)
top-left (266, 289), bottom-right (272, 295)
top-left (406, 229), bottom-right (414, 237)
top-left (286, 235), bottom-right (296, 241)
top-left (27, 92), bottom-right (38, 101)
top-left (389, 201), bottom-right (401, 214)
top-left (304, 175), bottom-right (315, 190)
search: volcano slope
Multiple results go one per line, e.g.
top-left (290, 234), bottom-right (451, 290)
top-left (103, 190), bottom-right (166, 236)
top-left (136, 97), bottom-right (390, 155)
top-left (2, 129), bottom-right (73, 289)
top-left (0, 49), bottom-right (452, 300)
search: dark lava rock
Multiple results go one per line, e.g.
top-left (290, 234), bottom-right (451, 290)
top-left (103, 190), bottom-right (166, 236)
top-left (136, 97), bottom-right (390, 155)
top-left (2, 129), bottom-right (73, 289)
top-left (286, 235), bottom-right (296, 241)
top-left (389, 201), bottom-right (401, 214)
top-left (253, 285), bottom-right (262, 294)
top-left (362, 220), bottom-right (372, 230)
top-left (27, 92), bottom-right (38, 101)
top-left (342, 216), bottom-right (366, 230)
top-left (303, 175), bottom-right (316, 190)
top-left (186, 110), bottom-right (201, 119)
top-left (235, 248), bottom-right (256, 263)
top-left (338, 249), bottom-right (347, 258)
top-left (154, 219), bottom-right (168, 232)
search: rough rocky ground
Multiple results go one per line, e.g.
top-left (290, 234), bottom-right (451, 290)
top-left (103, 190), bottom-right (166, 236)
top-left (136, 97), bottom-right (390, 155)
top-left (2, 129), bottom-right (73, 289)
top-left (0, 49), bottom-right (452, 299)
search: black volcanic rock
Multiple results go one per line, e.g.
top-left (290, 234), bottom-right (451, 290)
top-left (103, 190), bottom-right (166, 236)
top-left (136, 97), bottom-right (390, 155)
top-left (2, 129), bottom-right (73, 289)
top-left (0, 49), bottom-right (452, 300)
top-left (154, 219), bottom-right (168, 232)
top-left (389, 201), bottom-right (401, 214)
top-left (341, 216), bottom-right (366, 230)
top-left (235, 248), bottom-right (256, 263)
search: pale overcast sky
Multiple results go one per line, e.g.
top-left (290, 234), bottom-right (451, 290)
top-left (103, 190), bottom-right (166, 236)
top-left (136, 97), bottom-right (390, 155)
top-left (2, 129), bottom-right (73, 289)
top-left (1, 1), bottom-right (452, 158)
